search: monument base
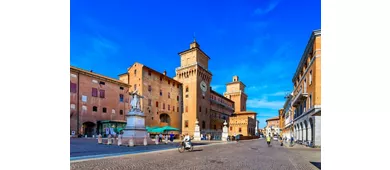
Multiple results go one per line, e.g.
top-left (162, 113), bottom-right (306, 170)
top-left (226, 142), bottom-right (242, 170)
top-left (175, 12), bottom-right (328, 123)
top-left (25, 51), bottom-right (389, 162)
top-left (121, 128), bottom-right (155, 145)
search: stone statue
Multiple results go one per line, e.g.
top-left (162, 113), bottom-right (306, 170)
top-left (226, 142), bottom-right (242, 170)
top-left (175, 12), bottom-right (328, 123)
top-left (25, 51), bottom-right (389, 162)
top-left (129, 89), bottom-right (144, 111)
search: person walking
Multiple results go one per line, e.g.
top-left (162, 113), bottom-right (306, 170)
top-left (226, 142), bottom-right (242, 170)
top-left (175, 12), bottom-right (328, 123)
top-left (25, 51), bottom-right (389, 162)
top-left (266, 133), bottom-right (271, 146)
top-left (290, 135), bottom-right (294, 146)
top-left (169, 133), bottom-right (174, 142)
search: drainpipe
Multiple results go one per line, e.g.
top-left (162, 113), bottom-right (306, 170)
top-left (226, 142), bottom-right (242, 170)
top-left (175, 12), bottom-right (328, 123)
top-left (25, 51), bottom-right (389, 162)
top-left (77, 72), bottom-right (80, 136)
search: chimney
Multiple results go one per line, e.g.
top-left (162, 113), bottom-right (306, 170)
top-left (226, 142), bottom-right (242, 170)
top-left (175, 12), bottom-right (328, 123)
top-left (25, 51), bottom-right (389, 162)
top-left (163, 70), bottom-right (167, 76)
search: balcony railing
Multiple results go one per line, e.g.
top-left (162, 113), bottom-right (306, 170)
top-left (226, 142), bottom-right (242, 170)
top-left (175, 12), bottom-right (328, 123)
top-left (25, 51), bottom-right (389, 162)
top-left (291, 85), bottom-right (308, 107)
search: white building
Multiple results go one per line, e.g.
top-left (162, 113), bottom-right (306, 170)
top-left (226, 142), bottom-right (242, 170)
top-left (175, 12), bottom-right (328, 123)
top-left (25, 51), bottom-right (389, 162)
top-left (283, 92), bottom-right (294, 139)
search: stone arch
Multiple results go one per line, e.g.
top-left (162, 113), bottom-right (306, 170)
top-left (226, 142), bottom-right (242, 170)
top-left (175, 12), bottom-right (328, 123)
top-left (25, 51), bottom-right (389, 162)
top-left (159, 113), bottom-right (170, 125)
top-left (82, 121), bottom-right (96, 137)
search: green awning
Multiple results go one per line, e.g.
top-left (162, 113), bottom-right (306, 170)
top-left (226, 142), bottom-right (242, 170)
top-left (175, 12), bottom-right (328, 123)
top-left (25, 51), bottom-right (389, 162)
top-left (146, 126), bottom-right (179, 133)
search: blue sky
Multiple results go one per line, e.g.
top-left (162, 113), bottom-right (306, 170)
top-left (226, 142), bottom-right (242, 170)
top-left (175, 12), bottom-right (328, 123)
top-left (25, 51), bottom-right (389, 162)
top-left (70, 0), bottom-right (321, 128)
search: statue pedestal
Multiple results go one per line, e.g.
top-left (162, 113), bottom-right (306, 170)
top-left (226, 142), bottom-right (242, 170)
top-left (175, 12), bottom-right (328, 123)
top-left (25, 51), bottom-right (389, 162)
top-left (193, 120), bottom-right (201, 141)
top-left (122, 109), bottom-right (154, 145)
top-left (222, 126), bottom-right (228, 141)
top-left (222, 120), bottom-right (228, 141)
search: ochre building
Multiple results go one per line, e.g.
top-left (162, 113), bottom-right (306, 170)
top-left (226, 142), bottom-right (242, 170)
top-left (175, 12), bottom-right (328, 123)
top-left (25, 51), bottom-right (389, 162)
top-left (118, 63), bottom-right (183, 131)
top-left (278, 109), bottom-right (285, 137)
top-left (290, 29), bottom-right (321, 146)
top-left (70, 39), bottom-right (256, 137)
top-left (224, 76), bottom-right (257, 136)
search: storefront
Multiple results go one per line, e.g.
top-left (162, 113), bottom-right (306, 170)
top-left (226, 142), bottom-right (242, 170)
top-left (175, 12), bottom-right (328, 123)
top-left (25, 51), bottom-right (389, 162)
top-left (97, 120), bottom-right (127, 137)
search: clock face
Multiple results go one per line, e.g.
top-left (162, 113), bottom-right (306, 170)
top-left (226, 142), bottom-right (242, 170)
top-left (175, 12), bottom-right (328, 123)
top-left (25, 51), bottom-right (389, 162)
top-left (200, 81), bottom-right (207, 92)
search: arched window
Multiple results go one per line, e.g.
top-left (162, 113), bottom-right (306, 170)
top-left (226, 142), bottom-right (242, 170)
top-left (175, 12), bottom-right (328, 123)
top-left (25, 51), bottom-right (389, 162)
top-left (202, 121), bottom-right (205, 129)
top-left (93, 106), bottom-right (97, 112)
top-left (185, 86), bottom-right (189, 92)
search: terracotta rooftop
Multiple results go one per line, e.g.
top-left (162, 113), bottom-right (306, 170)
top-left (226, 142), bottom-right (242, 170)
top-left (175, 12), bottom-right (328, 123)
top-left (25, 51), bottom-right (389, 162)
top-left (266, 116), bottom-right (280, 121)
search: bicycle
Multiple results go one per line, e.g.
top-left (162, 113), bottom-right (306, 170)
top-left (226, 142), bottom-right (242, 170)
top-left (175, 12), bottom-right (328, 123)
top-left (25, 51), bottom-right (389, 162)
top-left (178, 141), bottom-right (193, 153)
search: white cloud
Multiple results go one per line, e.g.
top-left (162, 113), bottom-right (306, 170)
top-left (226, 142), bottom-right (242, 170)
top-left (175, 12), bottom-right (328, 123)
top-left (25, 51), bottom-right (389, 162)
top-left (211, 84), bottom-right (224, 91)
top-left (247, 85), bottom-right (268, 92)
top-left (253, 0), bottom-right (280, 16)
top-left (247, 98), bottom-right (284, 109)
top-left (268, 91), bottom-right (288, 97)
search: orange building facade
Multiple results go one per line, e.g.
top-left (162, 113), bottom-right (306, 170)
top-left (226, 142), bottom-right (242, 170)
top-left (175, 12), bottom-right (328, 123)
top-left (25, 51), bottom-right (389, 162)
top-left (225, 76), bottom-right (257, 136)
top-left (290, 29), bottom-right (321, 147)
top-left (118, 63), bottom-right (183, 131)
top-left (70, 40), bottom-right (255, 138)
top-left (278, 109), bottom-right (285, 136)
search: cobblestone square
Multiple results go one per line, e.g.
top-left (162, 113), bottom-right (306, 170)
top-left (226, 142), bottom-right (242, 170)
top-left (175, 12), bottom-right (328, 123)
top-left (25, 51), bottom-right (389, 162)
top-left (70, 139), bottom-right (320, 170)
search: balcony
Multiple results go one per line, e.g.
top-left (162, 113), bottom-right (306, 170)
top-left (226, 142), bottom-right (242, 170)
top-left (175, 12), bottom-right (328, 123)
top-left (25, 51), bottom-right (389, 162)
top-left (291, 86), bottom-right (308, 107)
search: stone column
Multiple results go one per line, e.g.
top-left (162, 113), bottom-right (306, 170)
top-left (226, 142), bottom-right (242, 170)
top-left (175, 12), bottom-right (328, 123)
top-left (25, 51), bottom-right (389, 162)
top-left (193, 119), bottom-right (201, 141)
top-left (300, 127), bottom-right (303, 141)
top-left (222, 120), bottom-right (228, 141)
top-left (314, 116), bottom-right (321, 146)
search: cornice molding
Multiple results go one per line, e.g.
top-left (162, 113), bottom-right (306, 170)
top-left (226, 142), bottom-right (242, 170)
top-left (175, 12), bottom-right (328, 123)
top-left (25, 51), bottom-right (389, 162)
top-left (292, 29), bottom-right (321, 82)
top-left (70, 66), bottom-right (130, 87)
top-left (178, 47), bottom-right (211, 59)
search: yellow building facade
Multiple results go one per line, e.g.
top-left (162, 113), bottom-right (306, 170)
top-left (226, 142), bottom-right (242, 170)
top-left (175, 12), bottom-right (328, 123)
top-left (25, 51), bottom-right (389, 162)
top-left (290, 29), bottom-right (321, 147)
top-left (224, 76), bottom-right (257, 136)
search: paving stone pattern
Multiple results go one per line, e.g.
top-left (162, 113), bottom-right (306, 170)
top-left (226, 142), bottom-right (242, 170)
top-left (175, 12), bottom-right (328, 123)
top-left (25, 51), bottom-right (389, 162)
top-left (71, 139), bottom-right (320, 170)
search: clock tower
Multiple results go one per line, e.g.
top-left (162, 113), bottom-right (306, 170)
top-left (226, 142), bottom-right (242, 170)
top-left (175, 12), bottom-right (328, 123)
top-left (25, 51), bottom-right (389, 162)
top-left (174, 39), bottom-right (212, 135)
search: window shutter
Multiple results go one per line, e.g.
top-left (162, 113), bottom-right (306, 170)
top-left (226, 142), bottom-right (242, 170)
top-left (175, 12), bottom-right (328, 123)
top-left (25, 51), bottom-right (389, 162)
top-left (100, 90), bottom-right (105, 98)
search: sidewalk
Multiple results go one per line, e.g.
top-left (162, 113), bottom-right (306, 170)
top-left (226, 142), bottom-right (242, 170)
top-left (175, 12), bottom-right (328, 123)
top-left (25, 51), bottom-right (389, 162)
top-left (283, 141), bottom-right (321, 150)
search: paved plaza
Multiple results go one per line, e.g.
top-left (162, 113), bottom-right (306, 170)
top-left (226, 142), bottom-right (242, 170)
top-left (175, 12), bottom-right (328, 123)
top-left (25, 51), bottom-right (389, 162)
top-left (70, 138), bottom-right (210, 160)
top-left (70, 139), bottom-right (321, 170)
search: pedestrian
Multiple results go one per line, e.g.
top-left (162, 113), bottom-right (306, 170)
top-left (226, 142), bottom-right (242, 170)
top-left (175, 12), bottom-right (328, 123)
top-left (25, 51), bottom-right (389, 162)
top-left (159, 133), bottom-right (163, 142)
top-left (170, 133), bottom-right (174, 142)
top-left (290, 135), bottom-right (294, 146)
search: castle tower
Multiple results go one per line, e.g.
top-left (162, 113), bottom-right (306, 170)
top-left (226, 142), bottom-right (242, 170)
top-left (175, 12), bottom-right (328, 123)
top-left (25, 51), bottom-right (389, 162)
top-left (224, 75), bottom-right (247, 112)
top-left (174, 39), bottom-right (212, 135)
